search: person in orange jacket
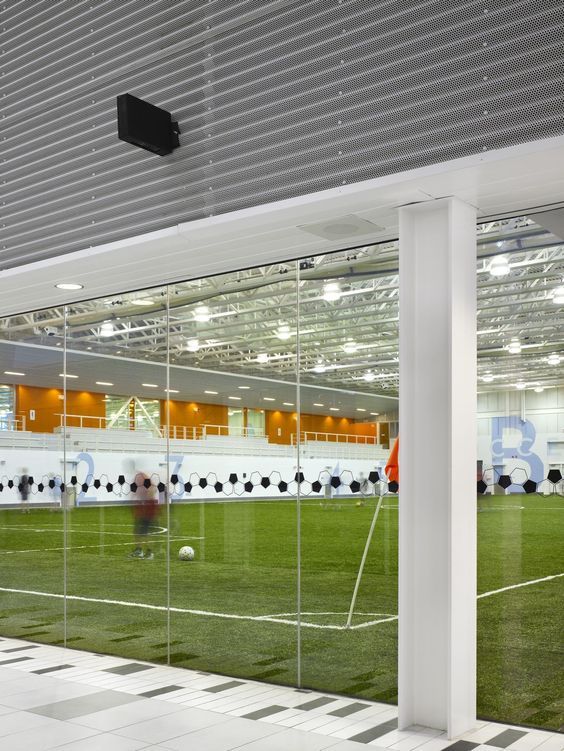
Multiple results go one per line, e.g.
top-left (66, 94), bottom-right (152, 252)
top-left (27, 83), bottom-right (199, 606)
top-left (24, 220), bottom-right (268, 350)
top-left (385, 437), bottom-right (399, 484)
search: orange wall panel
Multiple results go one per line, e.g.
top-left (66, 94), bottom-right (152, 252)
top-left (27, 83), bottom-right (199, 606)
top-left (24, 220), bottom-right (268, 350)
top-left (16, 386), bottom-right (106, 433)
top-left (164, 399), bottom-right (228, 436)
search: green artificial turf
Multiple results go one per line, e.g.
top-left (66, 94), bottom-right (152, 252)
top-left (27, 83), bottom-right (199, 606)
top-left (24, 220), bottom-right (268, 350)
top-left (0, 494), bottom-right (561, 731)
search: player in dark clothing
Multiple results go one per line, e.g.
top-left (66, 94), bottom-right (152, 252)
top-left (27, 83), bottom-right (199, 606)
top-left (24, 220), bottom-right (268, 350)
top-left (129, 471), bottom-right (159, 559)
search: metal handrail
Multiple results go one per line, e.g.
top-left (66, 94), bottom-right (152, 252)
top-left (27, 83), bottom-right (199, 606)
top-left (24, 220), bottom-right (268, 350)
top-left (291, 430), bottom-right (377, 446)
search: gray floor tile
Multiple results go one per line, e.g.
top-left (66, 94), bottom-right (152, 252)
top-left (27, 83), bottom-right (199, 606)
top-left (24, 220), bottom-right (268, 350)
top-left (0, 656), bottom-right (33, 666)
top-left (242, 704), bottom-right (288, 720)
top-left (139, 684), bottom-right (185, 698)
top-left (104, 663), bottom-right (154, 675)
top-left (328, 701), bottom-right (371, 717)
top-left (348, 718), bottom-right (398, 743)
top-left (0, 720), bottom-right (98, 751)
top-left (442, 742), bottom-right (480, 751)
top-left (0, 645), bottom-right (41, 653)
top-left (486, 729), bottom-right (528, 748)
top-left (204, 680), bottom-right (246, 693)
top-left (295, 696), bottom-right (338, 711)
top-left (3, 682), bottom-right (101, 710)
top-left (51, 732), bottom-right (148, 750)
top-left (29, 689), bottom-right (142, 720)
top-left (0, 708), bottom-right (58, 737)
top-left (32, 664), bottom-right (74, 674)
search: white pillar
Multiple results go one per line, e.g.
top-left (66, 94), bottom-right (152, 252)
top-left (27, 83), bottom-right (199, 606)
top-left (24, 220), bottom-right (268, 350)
top-left (398, 197), bottom-right (477, 738)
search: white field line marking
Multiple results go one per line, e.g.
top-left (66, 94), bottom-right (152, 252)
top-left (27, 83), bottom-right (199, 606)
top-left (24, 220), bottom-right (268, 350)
top-left (0, 574), bottom-right (561, 631)
top-left (0, 537), bottom-right (202, 555)
top-left (0, 525), bottom-right (169, 536)
top-left (477, 572), bottom-right (564, 599)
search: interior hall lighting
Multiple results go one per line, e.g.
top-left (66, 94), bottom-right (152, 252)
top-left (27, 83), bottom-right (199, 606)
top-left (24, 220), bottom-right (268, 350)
top-left (343, 340), bottom-right (358, 354)
top-left (534, 386), bottom-right (544, 393)
top-left (546, 353), bottom-right (561, 365)
top-left (356, 408), bottom-right (366, 412)
top-left (552, 285), bottom-right (564, 304)
top-left (370, 412), bottom-right (379, 416)
top-left (481, 373), bottom-right (495, 383)
top-left (363, 371), bottom-right (376, 382)
top-left (489, 255), bottom-right (511, 277)
top-left (313, 403), bottom-right (324, 407)
top-left (131, 298), bottom-right (154, 306)
top-left (283, 402), bottom-right (294, 406)
top-left (238, 385), bottom-right (250, 389)
top-left (186, 338), bottom-right (199, 352)
top-left (313, 361), bottom-right (326, 373)
top-left (194, 305), bottom-right (210, 322)
top-left (322, 282), bottom-right (341, 301)
top-left (515, 382), bottom-right (526, 390)
top-left (256, 353), bottom-right (269, 364)
top-left (142, 383), bottom-right (158, 388)
top-left (55, 282), bottom-right (84, 291)
top-left (4, 371), bottom-right (25, 376)
top-left (204, 390), bottom-right (218, 395)
top-left (263, 397), bottom-right (275, 402)
top-left (100, 321), bottom-right (115, 337)
top-left (329, 407), bottom-right (340, 411)
top-left (59, 373), bottom-right (78, 378)
top-left (228, 396), bottom-right (241, 400)
top-left (507, 339), bottom-right (521, 354)
top-left (277, 323), bottom-right (292, 340)
top-left (96, 381), bottom-right (114, 386)
top-left (164, 388), bottom-right (179, 393)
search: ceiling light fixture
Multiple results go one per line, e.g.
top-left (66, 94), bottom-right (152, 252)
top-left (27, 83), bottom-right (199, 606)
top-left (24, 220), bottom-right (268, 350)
top-left (533, 386), bottom-right (544, 393)
top-left (142, 383), bottom-right (158, 388)
top-left (313, 403), bottom-right (324, 407)
top-left (100, 321), bottom-right (115, 337)
top-left (194, 305), bottom-right (210, 322)
top-left (489, 255), bottom-right (511, 277)
top-left (228, 396), bottom-right (241, 400)
top-left (552, 285), bottom-right (564, 304)
top-left (130, 298), bottom-right (154, 306)
top-left (356, 408), bottom-right (366, 412)
top-left (165, 388), bottom-right (179, 394)
top-left (322, 282), bottom-right (341, 302)
top-left (96, 381), bottom-right (114, 386)
top-left (238, 385), bottom-right (250, 390)
top-left (59, 373), bottom-right (78, 378)
top-left (370, 412), bottom-right (379, 416)
top-left (515, 382), bottom-right (526, 390)
top-left (546, 353), bottom-right (561, 365)
top-left (329, 407), bottom-right (340, 411)
top-left (343, 340), bottom-right (358, 354)
top-left (507, 338), bottom-right (521, 354)
top-left (263, 397), bottom-right (275, 402)
top-left (256, 353), bottom-right (269, 364)
top-left (55, 282), bottom-right (84, 291)
top-left (204, 390), bottom-right (218, 395)
top-left (363, 371), bottom-right (376, 382)
top-left (276, 323), bottom-right (292, 340)
top-left (283, 402), bottom-right (294, 406)
top-left (4, 370), bottom-right (25, 376)
top-left (186, 338), bottom-right (199, 352)
top-left (313, 361), bottom-right (326, 373)
top-left (481, 374), bottom-right (495, 383)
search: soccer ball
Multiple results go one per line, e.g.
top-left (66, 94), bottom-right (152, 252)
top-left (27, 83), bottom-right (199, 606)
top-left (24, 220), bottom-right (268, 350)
top-left (178, 545), bottom-right (195, 561)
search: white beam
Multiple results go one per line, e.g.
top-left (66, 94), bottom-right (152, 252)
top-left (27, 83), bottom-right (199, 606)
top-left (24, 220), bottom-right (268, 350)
top-left (398, 197), bottom-right (477, 737)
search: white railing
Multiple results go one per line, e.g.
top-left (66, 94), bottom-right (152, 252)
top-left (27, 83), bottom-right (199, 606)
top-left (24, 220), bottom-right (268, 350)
top-left (0, 415), bottom-right (26, 432)
top-left (291, 431), bottom-right (377, 446)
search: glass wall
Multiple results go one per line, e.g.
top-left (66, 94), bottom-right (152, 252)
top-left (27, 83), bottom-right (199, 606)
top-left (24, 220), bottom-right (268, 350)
top-left (0, 250), bottom-right (400, 702)
top-left (476, 217), bottom-right (564, 731)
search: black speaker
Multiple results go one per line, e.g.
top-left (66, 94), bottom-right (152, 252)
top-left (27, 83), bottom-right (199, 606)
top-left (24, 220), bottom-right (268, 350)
top-left (117, 93), bottom-right (180, 156)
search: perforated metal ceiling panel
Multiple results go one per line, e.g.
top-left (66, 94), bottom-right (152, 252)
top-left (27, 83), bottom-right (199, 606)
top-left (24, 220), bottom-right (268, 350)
top-left (1, 0), bottom-right (563, 269)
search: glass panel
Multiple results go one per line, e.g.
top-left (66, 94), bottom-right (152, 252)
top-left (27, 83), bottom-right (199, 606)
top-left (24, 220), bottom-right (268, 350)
top-left (63, 289), bottom-right (170, 661)
top-left (476, 216), bottom-right (564, 731)
top-left (298, 245), bottom-right (399, 702)
top-left (167, 263), bottom-right (299, 685)
top-left (0, 306), bottom-right (65, 644)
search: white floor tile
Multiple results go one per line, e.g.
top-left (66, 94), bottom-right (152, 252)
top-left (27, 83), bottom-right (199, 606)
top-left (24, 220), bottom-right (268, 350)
top-left (161, 716), bottom-right (284, 751)
top-left (113, 705), bottom-right (230, 743)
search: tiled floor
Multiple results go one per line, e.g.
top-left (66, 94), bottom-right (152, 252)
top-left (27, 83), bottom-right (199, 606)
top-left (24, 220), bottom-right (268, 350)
top-left (0, 638), bottom-right (561, 751)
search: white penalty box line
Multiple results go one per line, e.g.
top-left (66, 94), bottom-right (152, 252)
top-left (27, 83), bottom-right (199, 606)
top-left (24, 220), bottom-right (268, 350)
top-left (0, 573), bottom-right (561, 631)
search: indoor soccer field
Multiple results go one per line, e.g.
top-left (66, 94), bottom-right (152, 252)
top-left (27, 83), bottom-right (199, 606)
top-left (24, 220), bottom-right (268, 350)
top-left (0, 494), bottom-right (561, 731)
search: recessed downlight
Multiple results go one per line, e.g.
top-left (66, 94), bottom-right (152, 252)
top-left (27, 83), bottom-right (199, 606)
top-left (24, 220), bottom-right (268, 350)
top-left (55, 282), bottom-right (84, 291)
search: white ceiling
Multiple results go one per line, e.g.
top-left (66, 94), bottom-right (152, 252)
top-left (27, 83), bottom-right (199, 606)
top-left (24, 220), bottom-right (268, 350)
top-left (0, 134), bottom-right (563, 317)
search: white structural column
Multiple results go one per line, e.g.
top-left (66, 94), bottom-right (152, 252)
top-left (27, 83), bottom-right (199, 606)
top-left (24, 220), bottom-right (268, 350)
top-left (398, 197), bottom-right (477, 738)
